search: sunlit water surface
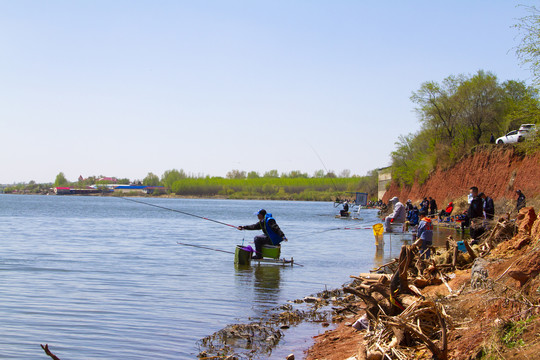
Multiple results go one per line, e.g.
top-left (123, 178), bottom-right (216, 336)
top-left (0, 195), bottom-right (432, 359)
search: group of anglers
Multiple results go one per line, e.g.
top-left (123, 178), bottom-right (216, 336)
top-left (466, 187), bottom-right (527, 244)
top-left (383, 197), bottom-right (434, 258)
top-left (237, 188), bottom-right (528, 260)
top-left (382, 188), bottom-right (529, 258)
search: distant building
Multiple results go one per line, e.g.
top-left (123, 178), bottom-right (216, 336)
top-left (377, 167), bottom-right (392, 201)
top-left (98, 177), bottom-right (117, 183)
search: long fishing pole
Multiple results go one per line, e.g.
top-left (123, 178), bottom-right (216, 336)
top-left (293, 226), bottom-right (374, 239)
top-left (176, 241), bottom-right (235, 254)
top-left (309, 144), bottom-right (340, 193)
top-left (119, 197), bottom-right (239, 229)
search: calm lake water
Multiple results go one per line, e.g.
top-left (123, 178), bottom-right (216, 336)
top-left (0, 195), bottom-right (415, 359)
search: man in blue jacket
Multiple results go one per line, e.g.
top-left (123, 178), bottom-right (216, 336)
top-left (238, 209), bottom-right (287, 259)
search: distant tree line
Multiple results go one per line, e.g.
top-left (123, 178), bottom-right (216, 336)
top-left (3, 169), bottom-right (379, 201)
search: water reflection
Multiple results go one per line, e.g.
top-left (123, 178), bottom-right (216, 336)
top-left (373, 246), bottom-right (385, 269)
top-left (371, 226), bottom-right (465, 269)
top-left (234, 264), bottom-right (284, 316)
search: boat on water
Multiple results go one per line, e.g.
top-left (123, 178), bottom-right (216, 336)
top-left (234, 245), bottom-right (294, 266)
top-left (334, 191), bottom-right (368, 219)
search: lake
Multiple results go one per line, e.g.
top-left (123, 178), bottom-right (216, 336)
top-left (0, 195), bottom-right (411, 359)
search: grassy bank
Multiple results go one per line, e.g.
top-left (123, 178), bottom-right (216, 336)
top-left (3, 175), bottom-right (378, 201)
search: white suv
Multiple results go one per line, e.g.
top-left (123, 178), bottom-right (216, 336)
top-left (496, 124), bottom-right (537, 144)
top-left (518, 123), bottom-right (536, 137)
top-left (496, 130), bottom-right (521, 144)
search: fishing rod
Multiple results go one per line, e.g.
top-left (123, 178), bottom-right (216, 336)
top-left (293, 225), bottom-right (374, 239)
top-left (308, 144), bottom-right (340, 193)
top-left (176, 242), bottom-right (305, 267)
top-left (176, 241), bottom-right (235, 254)
top-left (119, 197), bottom-right (239, 229)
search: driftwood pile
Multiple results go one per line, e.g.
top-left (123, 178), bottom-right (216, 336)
top-left (338, 217), bottom-right (519, 359)
top-left (343, 244), bottom-right (449, 360)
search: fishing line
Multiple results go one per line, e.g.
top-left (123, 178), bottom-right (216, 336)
top-left (293, 226), bottom-right (373, 239)
top-left (308, 144), bottom-right (341, 195)
top-left (119, 197), bottom-right (238, 229)
top-left (176, 241), bottom-right (235, 254)
top-left (121, 198), bottom-right (302, 265)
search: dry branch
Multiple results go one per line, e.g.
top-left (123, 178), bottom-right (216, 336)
top-left (40, 344), bottom-right (61, 360)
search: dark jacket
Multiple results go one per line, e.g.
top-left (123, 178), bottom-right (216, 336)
top-left (408, 207), bottom-right (419, 226)
top-left (243, 215), bottom-right (285, 243)
top-left (429, 199), bottom-right (437, 213)
top-left (484, 196), bottom-right (495, 219)
top-left (516, 193), bottom-right (526, 211)
top-left (468, 196), bottom-right (484, 219)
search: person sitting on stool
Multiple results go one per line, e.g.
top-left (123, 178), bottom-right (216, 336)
top-left (238, 209), bottom-right (287, 259)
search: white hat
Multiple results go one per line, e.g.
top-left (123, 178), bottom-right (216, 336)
top-left (390, 196), bottom-right (398, 203)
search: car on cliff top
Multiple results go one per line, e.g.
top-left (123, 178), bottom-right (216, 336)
top-left (496, 124), bottom-right (537, 144)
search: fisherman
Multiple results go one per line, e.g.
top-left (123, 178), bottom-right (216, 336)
top-left (414, 208), bottom-right (433, 258)
top-left (438, 202), bottom-right (454, 220)
top-left (480, 192), bottom-right (495, 220)
top-left (468, 186), bottom-right (484, 244)
top-left (408, 205), bottom-right (420, 227)
top-left (238, 209), bottom-right (287, 259)
top-left (516, 190), bottom-right (526, 211)
top-left (428, 197), bottom-right (437, 216)
top-left (384, 196), bottom-right (406, 232)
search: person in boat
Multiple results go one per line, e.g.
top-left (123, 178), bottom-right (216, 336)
top-left (384, 197), bottom-right (406, 232)
top-left (238, 209), bottom-right (287, 259)
top-left (414, 208), bottom-right (433, 259)
top-left (340, 200), bottom-right (349, 217)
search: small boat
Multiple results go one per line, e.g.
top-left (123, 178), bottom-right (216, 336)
top-left (234, 245), bottom-right (294, 266)
top-left (335, 210), bottom-right (350, 218)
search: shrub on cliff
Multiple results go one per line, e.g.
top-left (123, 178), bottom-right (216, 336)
top-left (391, 71), bottom-right (540, 186)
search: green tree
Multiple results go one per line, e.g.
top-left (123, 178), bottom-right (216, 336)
top-left (456, 70), bottom-right (503, 145)
top-left (143, 172), bottom-right (161, 186)
top-left (313, 169), bottom-right (325, 178)
top-left (54, 172), bottom-right (69, 187)
top-left (514, 6), bottom-right (540, 86)
top-left (410, 75), bottom-right (464, 142)
top-left (161, 169), bottom-right (186, 189)
top-left (282, 170), bottom-right (308, 178)
top-left (339, 169), bottom-right (351, 178)
top-left (226, 169), bottom-right (246, 179)
top-left (263, 169), bottom-right (279, 178)
top-left (501, 80), bottom-right (540, 131)
top-left (247, 171), bottom-right (260, 179)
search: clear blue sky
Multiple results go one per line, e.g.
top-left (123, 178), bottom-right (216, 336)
top-left (0, 0), bottom-right (535, 184)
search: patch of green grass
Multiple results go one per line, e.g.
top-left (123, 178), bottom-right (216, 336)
top-left (501, 317), bottom-right (534, 348)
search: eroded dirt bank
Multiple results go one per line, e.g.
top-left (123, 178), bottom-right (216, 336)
top-left (383, 146), bottom-right (540, 204)
top-left (305, 207), bottom-right (540, 360)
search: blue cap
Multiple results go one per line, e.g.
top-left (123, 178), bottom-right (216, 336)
top-left (254, 209), bottom-right (267, 216)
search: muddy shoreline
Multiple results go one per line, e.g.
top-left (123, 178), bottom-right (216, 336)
top-left (196, 206), bottom-right (540, 360)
